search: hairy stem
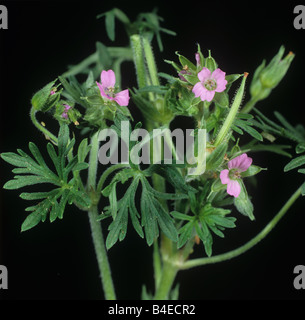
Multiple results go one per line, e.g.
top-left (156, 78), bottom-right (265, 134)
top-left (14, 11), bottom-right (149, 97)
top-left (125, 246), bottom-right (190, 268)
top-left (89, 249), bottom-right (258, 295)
top-left (30, 107), bottom-right (58, 144)
top-left (130, 34), bottom-right (147, 89)
top-left (87, 131), bottom-right (116, 300)
top-left (154, 260), bottom-right (178, 300)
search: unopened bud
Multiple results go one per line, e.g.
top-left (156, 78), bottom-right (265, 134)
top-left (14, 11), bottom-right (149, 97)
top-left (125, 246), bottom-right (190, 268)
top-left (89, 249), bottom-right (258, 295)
top-left (31, 80), bottom-right (61, 112)
top-left (259, 46), bottom-right (295, 89)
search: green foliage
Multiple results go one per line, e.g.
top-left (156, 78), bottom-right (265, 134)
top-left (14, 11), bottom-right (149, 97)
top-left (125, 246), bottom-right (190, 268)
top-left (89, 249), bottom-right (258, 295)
top-left (100, 165), bottom-right (192, 249)
top-left (97, 8), bottom-right (176, 51)
top-left (1, 125), bottom-right (91, 231)
top-left (172, 200), bottom-right (236, 257)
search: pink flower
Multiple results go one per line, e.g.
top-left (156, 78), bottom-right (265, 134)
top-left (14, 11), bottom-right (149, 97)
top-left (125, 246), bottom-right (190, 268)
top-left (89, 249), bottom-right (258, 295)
top-left (62, 104), bottom-right (71, 119)
top-left (96, 70), bottom-right (130, 107)
top-left (220, 153), bottom-right (253, 198)
top-left (192, 67), bottom-right (227, 102)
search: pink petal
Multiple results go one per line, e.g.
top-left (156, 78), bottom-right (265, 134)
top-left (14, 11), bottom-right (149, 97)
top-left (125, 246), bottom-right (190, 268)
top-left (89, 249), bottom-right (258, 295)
top-left (228, 153), bottom-right (252, 172)
top-left (192, 82), bottom-right (206, 98)
top-left (114, 89), bottom-right (130, 106)
top-left (197, 67), bottom-right (211, 82)
top-left (96, 81), bottom-right (108, 99)
top-left (227, 180), bottom-right (241, 198)
top-left (101, 70), bottom-right (116, 88)
top-left (237, 154), bottom-right (252, 172)
top-left (204, 90), bottom-right (215, 102)
top-left (220, 169), bottom-right (230, 184)
top-left (212, 68), bottom-right (226, 82)
top-left (215, 79), bottom-right (227, 93)
top-left (212, 68), bottom-right (227, 93)
top-left (199, 89), bottom-right (215, 102)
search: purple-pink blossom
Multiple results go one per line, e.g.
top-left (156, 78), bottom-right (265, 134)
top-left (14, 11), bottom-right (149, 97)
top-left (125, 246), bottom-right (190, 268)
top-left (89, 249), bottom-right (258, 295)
top-left (220, 153), bottom-right (252, 198)
top-left (62, 104), bottom-right (71, 119)
top-left (96, 70), bottom-right (130, 107)
top-left (192, 67), bottom-right (227, 102)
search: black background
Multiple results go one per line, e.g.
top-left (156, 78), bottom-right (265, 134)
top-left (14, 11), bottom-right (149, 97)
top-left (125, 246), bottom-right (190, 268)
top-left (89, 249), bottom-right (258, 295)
top-left (1, 0), bottom-right (305, 301)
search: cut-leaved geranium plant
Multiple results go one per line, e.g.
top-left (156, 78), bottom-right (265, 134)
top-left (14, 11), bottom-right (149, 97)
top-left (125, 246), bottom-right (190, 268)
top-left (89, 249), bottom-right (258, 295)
top-left (1, 7), bottom-right (304, 300)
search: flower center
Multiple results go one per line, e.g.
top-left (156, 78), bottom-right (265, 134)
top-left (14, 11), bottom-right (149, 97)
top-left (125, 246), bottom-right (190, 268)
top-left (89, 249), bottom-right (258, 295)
top-left (105, 86), bottom-right (115, 98)
top-left (204, 79), bottom-right (217, 91)
top-left (229, 169), bottom-right (241, 180)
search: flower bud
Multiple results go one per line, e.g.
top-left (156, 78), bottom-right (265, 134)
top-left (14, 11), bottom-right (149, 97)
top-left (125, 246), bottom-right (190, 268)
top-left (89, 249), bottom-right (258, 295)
top-left (31, 80), bottom-right (61, 112)
top-left (259, 46), bottom-right (294, 89)
top-left (205, 50), bottom-right (217, 72)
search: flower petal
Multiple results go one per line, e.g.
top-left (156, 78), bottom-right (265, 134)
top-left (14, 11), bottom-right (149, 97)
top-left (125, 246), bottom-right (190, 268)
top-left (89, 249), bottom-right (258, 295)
top-left (101, 70), bottom-right (116, 88)
top-left (197, 67), bottom-right (211, 82)
top-left (212, 68), bottom-right (226, 81)
top-left (212, 68), bottom-right (227, 93)
top-left (238, 154), bottom-right (253, 172)
top-left (227, 179), bottom-right (241, 198)
top-left (114, 89), bottom-right (130, 106)
top-left (220, 169), bottom-right (230, 184)
top-left (228, 153), bottom-right (252, 172)
top-left (192, 82), bottom-right (206, 98)
top-left (96, 81), bottom-right (108, 99)
top-left (215, 79), bottom-right (228, 92)
top-left (204, 90), bottom-right (215, 102)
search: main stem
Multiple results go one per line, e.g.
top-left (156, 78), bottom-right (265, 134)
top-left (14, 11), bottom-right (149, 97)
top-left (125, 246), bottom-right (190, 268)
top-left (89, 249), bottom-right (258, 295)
top-left (87, 131), bottom-right (116, 300)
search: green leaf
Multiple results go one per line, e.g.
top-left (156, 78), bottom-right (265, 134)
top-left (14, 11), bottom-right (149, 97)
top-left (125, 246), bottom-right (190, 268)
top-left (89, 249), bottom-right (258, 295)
top-left (140, 176), bottom-right (178, 245)
top-left (248, 143), bottom-right (291, 158)
top-left (21, 211), bottom-right (42, 232)
top-left (145, 164), bottom-right (197, 194)
top-left (301, 182), bottom-right (305, 196)
top-left (106, 178), bottom-right (142, 249)
top-left (105, 11), bottom-right (115, 41)
top-left (78, 138), bottom-right (91, 163)
top-left (2, 125), bottom-right (91, 231)
top-left (177, 221), bottom-right (194, 248)
top-left (234, 118), bottom-right (263, 141)
top-left (240, 165), bottom-right (265, 178)
top-left (96, 42), bottom-right (112, 69)
top-left (170, 211), bottom-right (193, 221)
top-left (284, 155), bottom-right (305, 172)
top-left (3, 175), bottom-right (57, 190)
top-left (206, 141), bottom-right (228, 171)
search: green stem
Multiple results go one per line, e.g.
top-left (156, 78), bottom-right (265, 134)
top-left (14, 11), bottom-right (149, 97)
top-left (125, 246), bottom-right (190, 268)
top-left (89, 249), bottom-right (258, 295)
top-left (181, 185), bottom-right (302, 270)
top-left (61, 47), bottom-right (133, 78)
top-left (153, 240), bottom-right (162, 291)
top-left (241, 95), bottom-right (259, 114)
top-left (30, 107), bottom-right (58, 144)
top-left (130, 34), bottom-right (147, 89)
top-left (88, 205), bottom-right (116, 300)
top-left (154, 260), bottom-right (178, 300)
top-left (142, 36), bottom-right (160, 87)
top-left (87, 131), bottom-right (116, 300)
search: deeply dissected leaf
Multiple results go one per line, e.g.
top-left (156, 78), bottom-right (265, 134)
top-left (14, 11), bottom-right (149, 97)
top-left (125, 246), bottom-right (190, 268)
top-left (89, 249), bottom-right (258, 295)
top-left (1, 125), bottom-right (91, 231)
